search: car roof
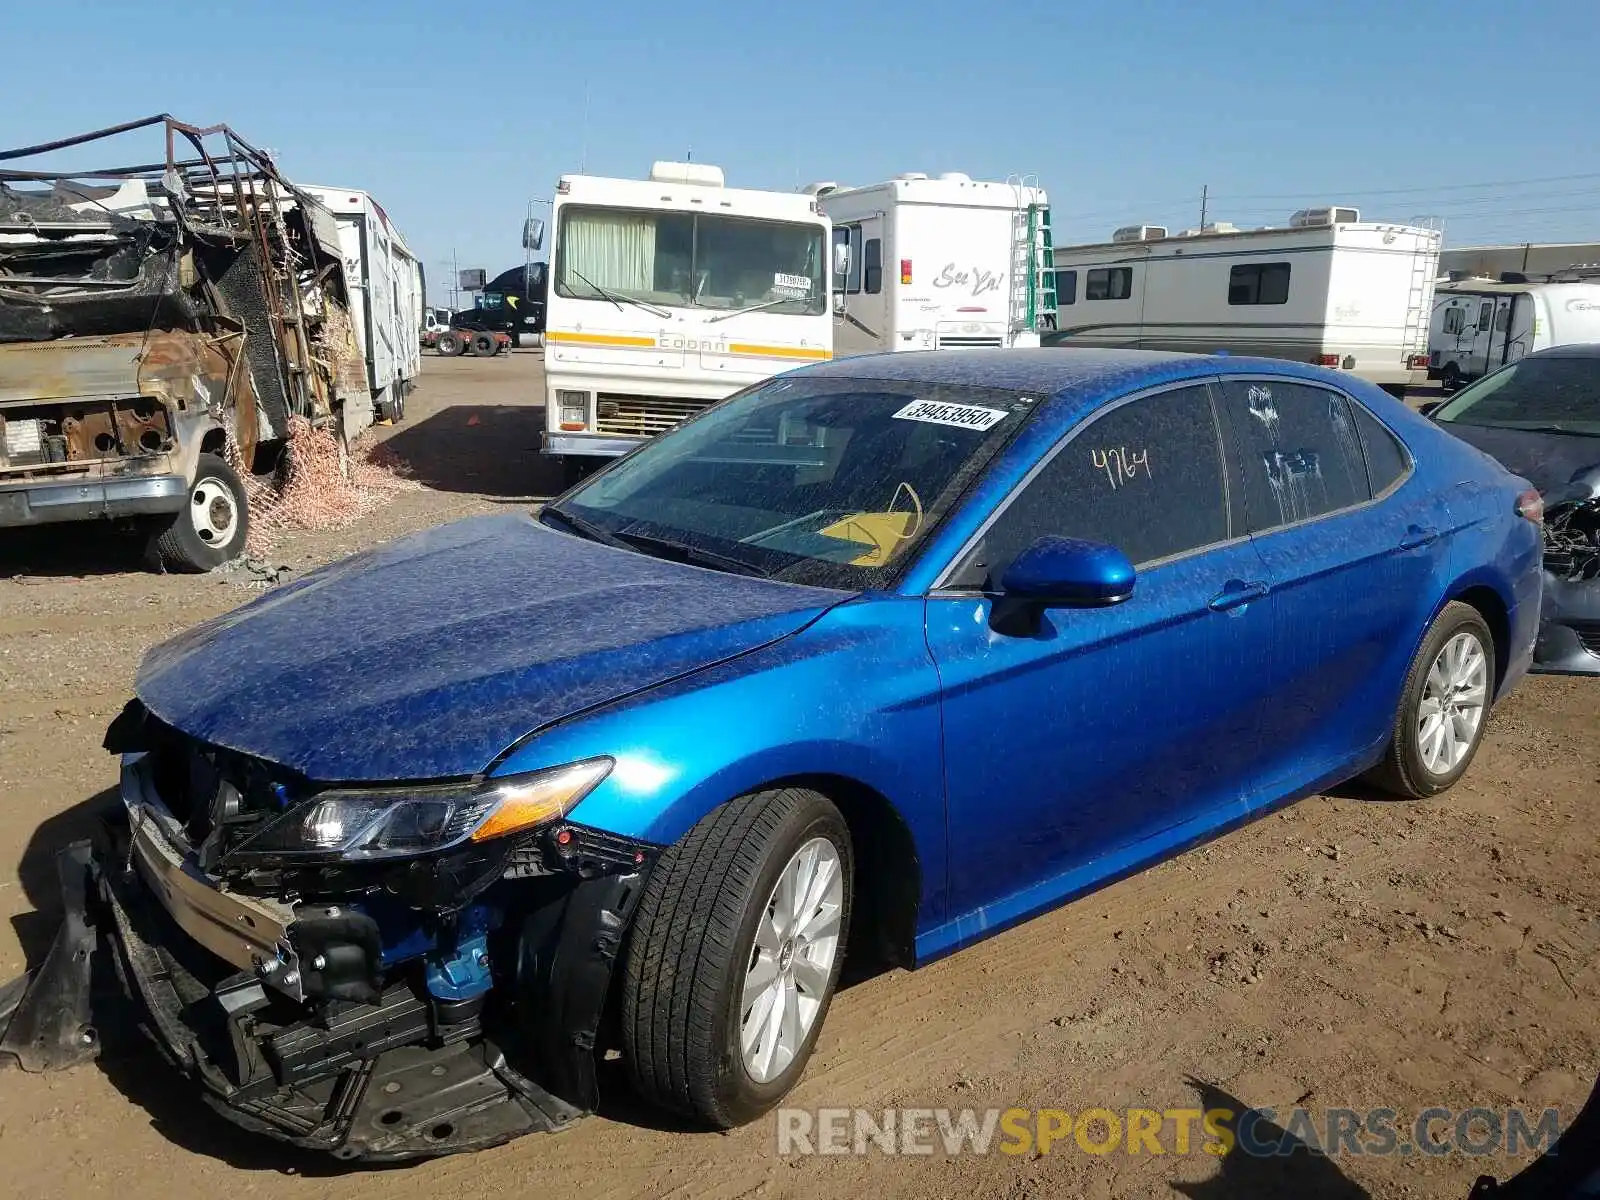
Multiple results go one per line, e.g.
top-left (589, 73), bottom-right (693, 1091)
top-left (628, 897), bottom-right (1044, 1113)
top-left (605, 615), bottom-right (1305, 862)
top-left (1526, 342), bottom-right (1600, 360)
top-left (795, 347), bottom-right (1351, 398)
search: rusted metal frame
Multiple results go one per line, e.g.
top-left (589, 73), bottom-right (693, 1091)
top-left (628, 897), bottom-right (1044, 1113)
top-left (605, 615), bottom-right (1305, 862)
top-left (0, 114), bottom-right (171, 163)
top-left (0, 159), bottom-right (210, 183)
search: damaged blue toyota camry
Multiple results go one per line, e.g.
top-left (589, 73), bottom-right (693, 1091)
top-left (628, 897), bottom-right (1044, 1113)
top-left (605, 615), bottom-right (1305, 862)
top-left (0, 349), bottom-right (1543, 1160)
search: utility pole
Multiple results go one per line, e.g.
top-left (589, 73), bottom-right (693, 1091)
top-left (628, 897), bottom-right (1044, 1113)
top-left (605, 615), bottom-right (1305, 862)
top-left (450, 249), bottom-right (460, 312)
top-left (1199, 185), bottom-right (1209, 230)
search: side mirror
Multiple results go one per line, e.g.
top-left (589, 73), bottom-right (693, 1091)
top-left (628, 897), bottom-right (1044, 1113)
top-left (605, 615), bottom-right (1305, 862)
top-left (832, 243), bottom-right (851, 291)
top-left (1418, 400), bottom-right (1443, 418)
top-left (522, 217), bottom-right (545, 251)
top-left (1001, 536), bottom-right (1135, 607)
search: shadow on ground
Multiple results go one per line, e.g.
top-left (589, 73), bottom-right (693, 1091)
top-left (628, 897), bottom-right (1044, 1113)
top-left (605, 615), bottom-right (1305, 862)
top-left (0, 522), bottom-right (155, 579)
top-left (1175, 1079), bottom-right (1370, 1199)
top-left (379, 403), bottom-right (563, 500)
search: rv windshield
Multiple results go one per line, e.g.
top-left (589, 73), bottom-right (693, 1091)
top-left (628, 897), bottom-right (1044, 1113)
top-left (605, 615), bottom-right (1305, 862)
top-left (553, 206), bottom-right (826, 315)
top-left (1433, 357), bottom-right (1600, 436)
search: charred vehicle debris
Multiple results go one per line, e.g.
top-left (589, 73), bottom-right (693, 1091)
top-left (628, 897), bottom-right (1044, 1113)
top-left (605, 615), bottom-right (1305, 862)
top-left (0, 115), bottom-right (389, 570)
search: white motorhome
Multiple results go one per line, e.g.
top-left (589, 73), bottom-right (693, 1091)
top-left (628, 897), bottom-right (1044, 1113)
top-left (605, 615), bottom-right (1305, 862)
top-left (1429, 279), bottom-right (1600, 388)
top-left (541, 162), bottom-right (831, 475)
top-left (300, 186), bottom-right (424, 431)
top-left (1048, 208), bottom-right (1441, 394)
top-left (813, 173), bottom-right (1054, 355)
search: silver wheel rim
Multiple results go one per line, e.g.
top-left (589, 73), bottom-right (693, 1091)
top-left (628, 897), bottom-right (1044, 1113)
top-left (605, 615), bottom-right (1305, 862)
top-left (739, 836), bottom-right (843, 1084)
top-left (190, 477), bottom-right (239, 547)
top-left (1417, 630), bottom-right (1488, 774)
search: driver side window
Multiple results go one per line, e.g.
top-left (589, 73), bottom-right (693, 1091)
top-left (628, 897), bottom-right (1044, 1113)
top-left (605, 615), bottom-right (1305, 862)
top-left (951, 385), bottom-right (1231, 588)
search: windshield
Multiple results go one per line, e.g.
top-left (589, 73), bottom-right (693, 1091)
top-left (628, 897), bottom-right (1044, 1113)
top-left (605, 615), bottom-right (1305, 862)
top-left (1433, 357), bottom-right (1600, 435)
top-left (545, 376), bottom-right (1041, 588)
top-left (553, 205), bottom-right (827, 316)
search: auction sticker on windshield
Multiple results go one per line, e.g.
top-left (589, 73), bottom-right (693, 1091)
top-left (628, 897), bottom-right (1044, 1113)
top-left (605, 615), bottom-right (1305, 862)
top-left (774, 272), bottom-right (812, 297)
top-left (892, 399), bottom-right (1011, 431)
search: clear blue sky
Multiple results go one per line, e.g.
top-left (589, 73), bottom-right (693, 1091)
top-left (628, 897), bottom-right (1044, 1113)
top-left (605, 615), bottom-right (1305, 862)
top-left (10, 0), bottom-right (1599, 305)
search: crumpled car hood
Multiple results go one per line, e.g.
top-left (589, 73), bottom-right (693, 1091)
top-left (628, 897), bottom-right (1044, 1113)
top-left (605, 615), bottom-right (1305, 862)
top-left (1440, 422), bottom-right (1600, 498)
top-left (135, 513), bottom-right (842, 780)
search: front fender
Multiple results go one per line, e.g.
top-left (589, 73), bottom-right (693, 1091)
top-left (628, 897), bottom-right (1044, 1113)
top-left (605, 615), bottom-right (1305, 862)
top-left (492, 597), bottom-right (950, 929)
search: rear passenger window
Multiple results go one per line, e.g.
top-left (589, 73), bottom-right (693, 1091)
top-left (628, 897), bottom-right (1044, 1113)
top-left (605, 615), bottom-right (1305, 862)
top-left (954, 385), bottom-right (1228, 584)
top-left (1220, 380), bottom-right (1370, 531)
top-left (1056, 269), bottom-right (1077, 305)
top-left (1350, 401), bottom-right (1410, 495)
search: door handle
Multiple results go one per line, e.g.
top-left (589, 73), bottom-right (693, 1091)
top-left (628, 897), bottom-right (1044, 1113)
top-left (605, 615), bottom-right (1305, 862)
top-left (1208, 580), bottom-right (1270, 612)
top-left (1399, 525), bottom-right (1440, 551)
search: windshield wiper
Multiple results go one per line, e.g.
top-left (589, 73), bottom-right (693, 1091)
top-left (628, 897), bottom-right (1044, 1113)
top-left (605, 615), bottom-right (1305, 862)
top-left (705, 292), bottom-right (816, 324)
top-left (564, 265), bottom-right (672, 319)
top-left (1507, 423), bottom-right (1600, 438)
top-left (540, 505), bottom-right (631, 549)
top-left (611, 529), bottom-right (773, 578)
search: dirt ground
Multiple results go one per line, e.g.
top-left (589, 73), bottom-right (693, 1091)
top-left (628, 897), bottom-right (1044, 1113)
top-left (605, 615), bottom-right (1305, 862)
top-left (0, 352), bottom-right (1594, 1199)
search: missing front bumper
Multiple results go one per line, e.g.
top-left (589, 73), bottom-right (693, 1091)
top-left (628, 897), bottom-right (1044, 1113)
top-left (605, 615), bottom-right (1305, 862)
top-left (0, 825), bottom-right (644, 1161)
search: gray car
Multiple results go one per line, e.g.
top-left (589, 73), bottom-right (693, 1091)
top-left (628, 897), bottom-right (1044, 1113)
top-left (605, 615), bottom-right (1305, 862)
top-left (1426, 344), bottom-right (1600, 674)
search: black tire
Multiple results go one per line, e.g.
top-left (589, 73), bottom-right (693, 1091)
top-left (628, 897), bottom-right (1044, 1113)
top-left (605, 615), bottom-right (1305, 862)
top-left (1366, 601), bottom-right (1496, 798)
top-left (469, 332), bottom-right (498, 357)
top-left (1441, 362), bottom-right (1461, 392)
top-left (375, 385), bottom-right (405, 424)
top-left (621, 788), bottom-right (853, 1128)
top-left (436, 331), bottom-right (465, 357)
top-left (148, 452), bottom-right (250, 573)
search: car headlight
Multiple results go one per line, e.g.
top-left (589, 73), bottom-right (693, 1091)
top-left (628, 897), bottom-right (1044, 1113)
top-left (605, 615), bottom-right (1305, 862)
top-left (229, 758), bottom-right (613, 862)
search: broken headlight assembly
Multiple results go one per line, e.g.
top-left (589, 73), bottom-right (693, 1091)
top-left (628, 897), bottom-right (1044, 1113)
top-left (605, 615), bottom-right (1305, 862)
top-left (227, 758), bottom-right (613, 864)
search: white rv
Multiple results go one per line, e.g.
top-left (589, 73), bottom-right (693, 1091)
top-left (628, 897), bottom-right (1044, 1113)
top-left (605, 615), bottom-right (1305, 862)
top-left (1429, 279), bottom-right (1600, 388)
top-left (813, 173), bottom-right (1054, 356)
top-left (541, 162), bottom-right (831, 477)
top-left (301, 186), bottom-right (424, 431)
top-left (1048, 208), bottom-right (1441, 394)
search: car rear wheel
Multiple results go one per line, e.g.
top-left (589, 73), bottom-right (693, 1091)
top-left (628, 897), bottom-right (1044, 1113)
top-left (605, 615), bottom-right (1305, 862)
top-left (1368, 601), bottom-right (1495, 798)
top-left (621, 788), bottom-right (852, 1128)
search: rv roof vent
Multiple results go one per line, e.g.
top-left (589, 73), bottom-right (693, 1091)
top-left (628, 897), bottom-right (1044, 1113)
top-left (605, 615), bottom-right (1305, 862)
top-left (649, 161), bottom-right (725, 188)
top-left (895, 172), bottom-right (929, 181)
top-left (1112, 224), bottom-right (1169, 243)
top-left (937, 172), bottom-right (972, 183)
top-left (801, 181), bottom-right (841, 197)
top-left (1290, 206), bottom-right (1360, 228)
top-left (1202, 222), bottom-right (1238, 234)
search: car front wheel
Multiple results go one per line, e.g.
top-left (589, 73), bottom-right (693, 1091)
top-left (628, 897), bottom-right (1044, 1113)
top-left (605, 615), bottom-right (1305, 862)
top-left (1369, 601), bottom-right (1495, 797)
top-left (621, 788), bottom-right (852, 1127)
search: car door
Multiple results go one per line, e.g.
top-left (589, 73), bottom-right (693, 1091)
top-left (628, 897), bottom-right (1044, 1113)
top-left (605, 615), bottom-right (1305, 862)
top-left (1214, 376), bottom-right (1450, 798)
top-left (926, 382), bottom-right (1279, 924)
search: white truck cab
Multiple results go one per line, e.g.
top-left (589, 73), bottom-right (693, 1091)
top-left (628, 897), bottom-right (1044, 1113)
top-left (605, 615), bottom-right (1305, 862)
top-left (541, 163), bottom-right (832, 475)
top-left (813, 173), bottom-right (1055, 355)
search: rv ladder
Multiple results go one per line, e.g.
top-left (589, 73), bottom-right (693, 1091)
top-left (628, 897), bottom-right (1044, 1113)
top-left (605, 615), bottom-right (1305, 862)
top-left (1009, 204), bottom-right (1057, 334)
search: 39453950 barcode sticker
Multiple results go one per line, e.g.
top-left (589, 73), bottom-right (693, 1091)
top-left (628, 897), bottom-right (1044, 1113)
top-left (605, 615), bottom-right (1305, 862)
top-left (891, 399), bottom-right (1010, 431)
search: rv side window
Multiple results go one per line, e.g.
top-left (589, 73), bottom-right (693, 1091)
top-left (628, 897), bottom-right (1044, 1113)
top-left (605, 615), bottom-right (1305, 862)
top-left (1227, 263), bottom-right (1291, 306)
top-left (1085, 268), bottom-right (1132, 301)
top-left (1494, 305), bottom-right (1510, 332)
top-left (864, 238), bottom-right (883, 294)
top-left (1443, 307), bottom-right (1465, 336)
top-left (1477, 302), bottom-right (1493, 332)
top-left (1055, 270), bottom-right (1077, 305)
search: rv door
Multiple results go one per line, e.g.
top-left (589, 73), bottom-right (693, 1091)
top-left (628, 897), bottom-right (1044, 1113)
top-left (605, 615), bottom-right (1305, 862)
top-left (832, 216), bottom-right (888, 356)
top-left (1504, 293), bottom-right (1534, 364)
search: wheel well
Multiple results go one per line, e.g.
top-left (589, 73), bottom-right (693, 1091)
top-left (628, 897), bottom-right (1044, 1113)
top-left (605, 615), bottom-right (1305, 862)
top-left (771, 773), bottom-right (921, 977)
top-left (199, 427), bottom-right (227, 457)
top-left (1451, 584), bottom-right (1510, 696)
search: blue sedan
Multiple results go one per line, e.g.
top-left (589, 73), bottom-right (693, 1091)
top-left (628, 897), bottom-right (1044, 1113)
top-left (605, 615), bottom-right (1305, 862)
top-left (3, 349), bottom-right (1543, 1159)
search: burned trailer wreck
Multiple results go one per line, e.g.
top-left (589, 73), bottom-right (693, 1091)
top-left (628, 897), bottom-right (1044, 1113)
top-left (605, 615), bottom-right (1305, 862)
top-left (0, 115), bottom-right (375, 569)
top-left (1537, 471), bottom-right (1600, 674)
